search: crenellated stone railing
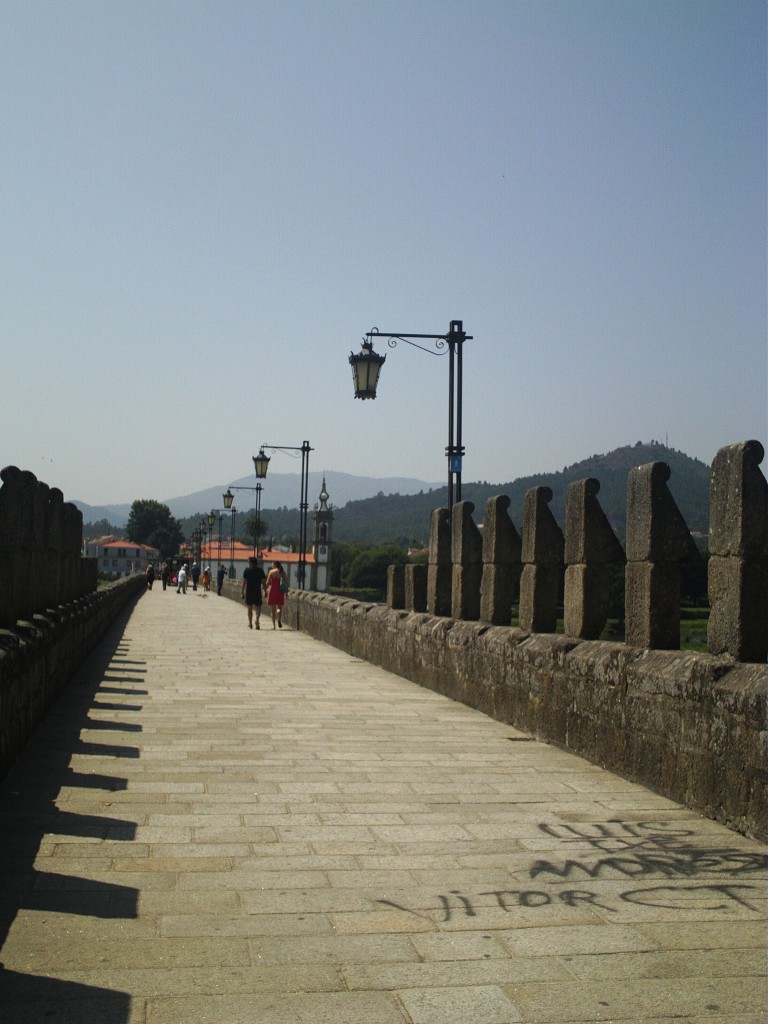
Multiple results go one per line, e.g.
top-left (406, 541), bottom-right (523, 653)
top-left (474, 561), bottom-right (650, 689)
top-left (302, 440), bottom-right (766, 838)
top-left (388, 441), bottom-right (768, 664)
top-left (0, 467), bottom-right (144, 778)
top-left (0, 465), bottom-right (98, 629)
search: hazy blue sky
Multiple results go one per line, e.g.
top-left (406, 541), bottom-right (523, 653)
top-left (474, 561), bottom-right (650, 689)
top-left (2, 0), bottom-right (765, 505)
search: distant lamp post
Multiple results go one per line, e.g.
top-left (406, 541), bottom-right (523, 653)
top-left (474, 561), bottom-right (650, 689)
top-left (255, 482), bottom-right (263, 553)
top-left (206, 512), bottom-right (215, 564)
top-left (349, 320), bottom-right (471, 509)
top-left (252, 448), bottom-right (270, 555)
top-left (223, 488), bottom-right (236, 578)
top-left (212, 509), bottom-right (223, 569)
top-left (256, 441), bottom-right (312, 589)
top-left (227, 453), bottom-right (272, 555)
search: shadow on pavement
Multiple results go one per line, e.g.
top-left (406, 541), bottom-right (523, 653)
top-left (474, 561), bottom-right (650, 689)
top-left (0, 597), bottom-right (145, 1019)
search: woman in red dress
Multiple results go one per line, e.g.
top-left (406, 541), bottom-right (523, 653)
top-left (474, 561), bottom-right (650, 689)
top-left (265, 561), bottom-right (286, 629)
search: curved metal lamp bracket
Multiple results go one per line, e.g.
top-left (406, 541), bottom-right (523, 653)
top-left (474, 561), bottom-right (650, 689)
top-left (367, 328), bottom-right (448, 356)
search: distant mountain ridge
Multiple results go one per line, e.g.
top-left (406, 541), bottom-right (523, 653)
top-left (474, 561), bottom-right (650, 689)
top-left (75, 471), bottom-right (443, 528)
top-left (76, 442), bottom-right (712, 546)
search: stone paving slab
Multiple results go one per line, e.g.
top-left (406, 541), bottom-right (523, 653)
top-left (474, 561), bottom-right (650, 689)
top-left (0, 587), bottom-right (766, 1023)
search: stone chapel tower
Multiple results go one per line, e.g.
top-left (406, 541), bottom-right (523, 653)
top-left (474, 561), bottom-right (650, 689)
top-left (310, 477), bottom-right (334, 592)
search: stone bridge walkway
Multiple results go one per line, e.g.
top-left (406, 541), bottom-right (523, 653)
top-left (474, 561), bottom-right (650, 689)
top-left (0, 586), bottom-right (765, 1024)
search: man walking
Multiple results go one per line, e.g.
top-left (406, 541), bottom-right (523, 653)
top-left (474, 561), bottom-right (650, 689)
top-left (177, 564), bottom-right (188, 594)
top-left (240, 555), bottom-right (266, 629)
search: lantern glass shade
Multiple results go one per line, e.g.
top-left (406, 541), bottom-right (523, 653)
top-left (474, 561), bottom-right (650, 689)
top-left (223, 489), bottom-right (234, 509)
top-left (253, 448), bottom-right (271, 479)
top-left (349, 341), bottom-right (385, 399)
top-left (207, 512), bottom-right (215, 527)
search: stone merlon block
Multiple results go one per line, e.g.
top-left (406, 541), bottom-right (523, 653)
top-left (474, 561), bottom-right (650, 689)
top-left (709, 440), bottom-right (768, 558)
top-left (564, 478), bottom-right (625, 566)
top-left (482, 494), bottom-right (522, 565)
top-left (626, 462), bottom-right (700, 564)
top-left (451, 501), bottom-right (482, 565)
top-left (428, 507), bottom-right (451, 565)
top-left (521, 486), bottom-right (564, 566)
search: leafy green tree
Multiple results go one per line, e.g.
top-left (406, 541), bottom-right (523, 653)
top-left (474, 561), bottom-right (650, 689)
top-left (125, 500), bottom-right (183, 558)
top-left (243, 513), bottom-right (269, 550)
top-left (346, 544), bottom-right (409, 592)
top-left (84, 518), bottom-right (123, 538)
top-left (330, 542), bottom-right (366, 588)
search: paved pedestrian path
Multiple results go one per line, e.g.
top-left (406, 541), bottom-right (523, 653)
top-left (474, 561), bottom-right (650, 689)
top-left (0, 586), bottom-right (765, 1024)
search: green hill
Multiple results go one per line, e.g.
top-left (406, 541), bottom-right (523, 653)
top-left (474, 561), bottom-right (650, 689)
top-left (327, 442), bottom-right (711, 547)
top-left (202, 441), bottom-right (711, 549)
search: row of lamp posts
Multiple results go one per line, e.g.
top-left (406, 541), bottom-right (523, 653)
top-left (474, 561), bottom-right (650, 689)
top-left (199, 442), bottom-right (312, 590)
top-left (251, 442), bottom-right (312, 590)
top-left (185, 318), bottom-right (468, 588)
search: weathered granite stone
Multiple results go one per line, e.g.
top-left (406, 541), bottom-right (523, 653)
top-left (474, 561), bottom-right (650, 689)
top-left (30, 478), bottom-right (50, 613)
top-left (405, 563), bottom-right (428, 612)
top-left (519, 486), bottom-right (564, 633)
top-left (426, 507), bottom-right (452, 616)
top-left (563, 478), bottom-right (625, 639)
top-left (480, 494), bottom-right (522, 625)
top-left (0, 465), bottom-right (94, 629)
top-left (62, 500), bottom-right (84, 598)
top-left (708, 440), bottom-right (768, 662)
top-left (44, 487), bottom-right (64, 608)
top-left (386, 564), bottom-right (405, 609)
top-left (564, 564), bottom-right (612, 640)
top-left (0, 466), bottom-right (22, 628)
top-left (451, 501), bottom-right (482, 621)
top-left (0, 467), bottom-right (37, 625)
top-left (625, 462), bottom-right (700, 649)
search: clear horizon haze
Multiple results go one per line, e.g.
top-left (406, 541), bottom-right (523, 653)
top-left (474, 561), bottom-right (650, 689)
top-left (2, 1), bottom-right (765, 506)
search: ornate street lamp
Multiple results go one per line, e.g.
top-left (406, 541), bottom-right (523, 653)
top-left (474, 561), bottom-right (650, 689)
top-left (256, 441), bottom-right (312, 589)
top-left (349, 320), bottom-right (471, 510)
top-left (199, 518), bottom-right (207, 565)
top-left (253, 447), bottom-right (271, 479)
top-left (228, 454), bottom-right (271, 555)
top-left (207, 511), bottom-right (215, 565)
top-left (210, 509), bottom-right (224, 569)
top-left (348, 341), bottom-right (386, 399)
top-left (223, 489), bottom-right (236, 578)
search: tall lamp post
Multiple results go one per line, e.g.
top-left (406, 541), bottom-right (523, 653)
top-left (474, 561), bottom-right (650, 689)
top-left (349, 320), bottom-right (471, 510)
top-left (227, 475), bottom-right (266, 555)
top-left (255, 482), bottom-right (263, 553)
top-left (206, 512), bottom-right (215, 566)
top-left (223, 489), bottom-right (237, 578)
top-left (252, 449), bottom-right (270, 555)
top-left (199, 518), bottom-right (207, 567)
top-left (211, 509), bottom-right (223, 569)
top-left (253, 443), bottom-right (312, 589)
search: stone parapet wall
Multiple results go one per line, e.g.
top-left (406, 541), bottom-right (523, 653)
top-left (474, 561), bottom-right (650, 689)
top-left (282, 591), bottom-right (767, 841)
top-left (0, 465), bottom-right (98, 629)
top-left (0, 575), bottom-right (146, 778)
